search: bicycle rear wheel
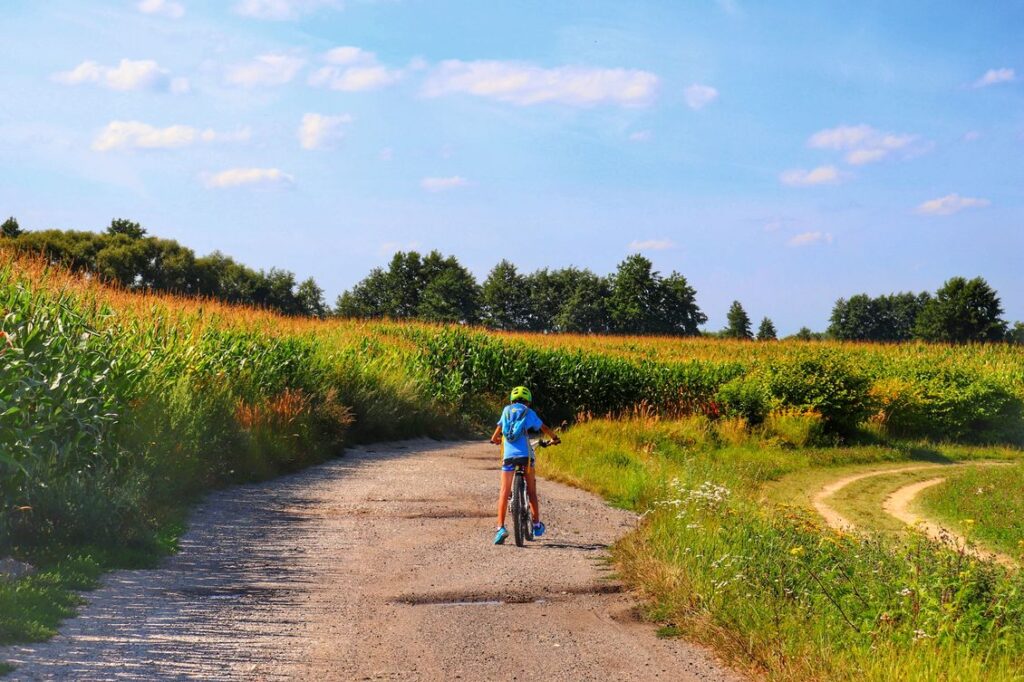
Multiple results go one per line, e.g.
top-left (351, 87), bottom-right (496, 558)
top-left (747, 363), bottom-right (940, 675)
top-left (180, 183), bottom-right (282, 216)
top-left (512, 474), bottom-right (527, 547)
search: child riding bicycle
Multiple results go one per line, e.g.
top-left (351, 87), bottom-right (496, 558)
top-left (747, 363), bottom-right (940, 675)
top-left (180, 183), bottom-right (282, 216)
top-left (489, 386), bottom-right (560, 545)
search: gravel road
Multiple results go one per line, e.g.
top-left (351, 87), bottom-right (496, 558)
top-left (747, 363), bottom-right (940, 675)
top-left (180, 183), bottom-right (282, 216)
top-left (2, 440), bottom-right (736, 681)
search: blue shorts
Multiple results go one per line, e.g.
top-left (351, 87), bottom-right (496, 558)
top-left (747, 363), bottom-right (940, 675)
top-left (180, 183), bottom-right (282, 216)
top-left (501, 456), bottom-right (534, 472)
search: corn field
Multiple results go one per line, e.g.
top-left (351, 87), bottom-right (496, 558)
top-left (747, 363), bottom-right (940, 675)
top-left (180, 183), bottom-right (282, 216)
top-left (1, 250), bottom-right (1022, 555)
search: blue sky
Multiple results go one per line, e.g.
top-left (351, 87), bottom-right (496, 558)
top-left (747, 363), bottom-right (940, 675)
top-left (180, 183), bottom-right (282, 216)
top-left (1, 0), bottom-right (1021, 333)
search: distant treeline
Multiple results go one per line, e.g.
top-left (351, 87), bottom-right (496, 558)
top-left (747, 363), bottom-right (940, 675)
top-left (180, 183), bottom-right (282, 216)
top-left (336, 251), bottom-right (707, 335)
top-left (2, 216), bottom-right (1021, 342)
top-left (1, 217), bottom-right (329, 317)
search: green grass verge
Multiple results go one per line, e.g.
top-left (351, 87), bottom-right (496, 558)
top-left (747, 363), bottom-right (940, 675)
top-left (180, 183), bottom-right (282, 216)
top-left (918, 463), bottom-right (1024, 558)
top-left (539, 416), bottom-right (1024, 681)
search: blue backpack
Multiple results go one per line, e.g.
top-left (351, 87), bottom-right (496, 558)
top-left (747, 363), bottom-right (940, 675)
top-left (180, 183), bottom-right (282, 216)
top-left (502, 404), bottom-right (530, 442)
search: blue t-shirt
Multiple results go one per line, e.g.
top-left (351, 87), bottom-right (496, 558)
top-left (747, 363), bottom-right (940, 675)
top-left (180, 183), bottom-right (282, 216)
top-left (498, 403), bottom-right (543, 459)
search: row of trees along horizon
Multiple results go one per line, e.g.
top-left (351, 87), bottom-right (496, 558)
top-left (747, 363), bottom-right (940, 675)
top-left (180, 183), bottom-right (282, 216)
top-left (3, 216), bottom-right (1022, 343)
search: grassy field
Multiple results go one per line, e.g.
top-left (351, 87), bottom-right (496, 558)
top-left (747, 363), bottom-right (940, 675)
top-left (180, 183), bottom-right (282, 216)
top-left (2, 249), bottom-right (1024, 677)
top-left (918, 463), bottom-right (1024, 558)
top-left (540, 417), bottom-right (1024, 681)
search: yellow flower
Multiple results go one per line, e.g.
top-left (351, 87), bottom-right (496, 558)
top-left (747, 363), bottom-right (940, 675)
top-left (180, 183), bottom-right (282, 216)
top-left (962, 519), bottom-right (976, 526)
top-left (789, 546), bottom-right (806, 557)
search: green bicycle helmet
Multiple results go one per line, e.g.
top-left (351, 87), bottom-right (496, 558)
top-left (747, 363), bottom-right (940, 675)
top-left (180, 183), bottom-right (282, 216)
top-left (510, 385), bottom-right (533, 403)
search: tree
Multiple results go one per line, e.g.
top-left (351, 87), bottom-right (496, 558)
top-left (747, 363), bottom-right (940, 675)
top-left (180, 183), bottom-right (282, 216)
top-left (914, 276), bottom-right (1007, 343)
top-left (481, 260), bottom-right (530, 330)
top-left (416, 258), bottom-right (480, 324)
top-left (1008, 322), bottom-right (1024, 345)
top-left (106, 218), bottom-right (147, 239)
top-left (335, 267), bottom-right (391, 317)
top-left (554, 270), bottom-right (612, 333)
top-left (793, 327), bottom-right (817, 341)
top-left (658, 272), bottom-right (706, 335)
top-left (756, 317), bottom-right (777, 341)
top-left (296, 277), bottom-right (327, 318)
top-left (828, 294), bottom-right (880, 341)
top-left (724, 301), bottom-right (753, 339)
top-left (829, 291), bottom-right (930, 341)
top-left (1, 216), bottom-right (22, 238)
top-left (386, 251), bottom-right (425, 318)
top-left (608, 254), bottom-right (658, 333)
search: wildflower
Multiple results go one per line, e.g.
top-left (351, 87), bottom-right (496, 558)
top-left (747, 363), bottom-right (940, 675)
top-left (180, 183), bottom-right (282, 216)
top-left (913, 629), bottom-right (930, 640)
top-left (899, 588), bottom-right (912, 597)
top-left (789, 546), bottom-right (805, 557)
top-left (962, 519), bottom-right (976, 527)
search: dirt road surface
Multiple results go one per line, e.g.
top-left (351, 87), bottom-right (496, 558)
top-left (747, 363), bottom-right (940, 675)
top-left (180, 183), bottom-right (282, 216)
top-left (810, 465), bottom-right (943, 531)
top-left (883, 477), bottom-right (1017, 568)
top-left (2, 440), bottom-right (736, 681)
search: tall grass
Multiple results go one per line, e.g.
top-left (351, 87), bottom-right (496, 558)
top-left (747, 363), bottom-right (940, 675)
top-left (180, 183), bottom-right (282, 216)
top-left (918, 464), bottom-right (1024, 557)
top-left (540, 417), bottom-right (1024, 681)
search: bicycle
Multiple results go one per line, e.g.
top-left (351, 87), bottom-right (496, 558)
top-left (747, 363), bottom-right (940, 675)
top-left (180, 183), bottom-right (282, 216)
top-left (507, 439), bottom-right (556, 547)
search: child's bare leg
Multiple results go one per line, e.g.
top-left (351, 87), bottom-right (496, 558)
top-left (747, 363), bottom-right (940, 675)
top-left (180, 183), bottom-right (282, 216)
top-left (526, 467), bottom-right (541, 523)
top-left (496, 470), bottom-right (513, 527)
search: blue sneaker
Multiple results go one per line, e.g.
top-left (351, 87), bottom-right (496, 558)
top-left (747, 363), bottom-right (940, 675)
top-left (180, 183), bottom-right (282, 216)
top-left (532, 521), bottom-right (545, 538)
top-left (493, 527), bottom-right (509, 545)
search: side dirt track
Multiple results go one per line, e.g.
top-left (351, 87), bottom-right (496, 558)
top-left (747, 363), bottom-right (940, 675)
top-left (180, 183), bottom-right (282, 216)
top-left (1, 440), bottom-right (735, 681)
top-left (811, 462), bottom-right (1017, 567)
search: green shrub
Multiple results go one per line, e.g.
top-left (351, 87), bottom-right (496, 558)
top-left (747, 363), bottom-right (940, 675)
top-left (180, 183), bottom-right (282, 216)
top-left (763, 350), bottom-right (873, 433)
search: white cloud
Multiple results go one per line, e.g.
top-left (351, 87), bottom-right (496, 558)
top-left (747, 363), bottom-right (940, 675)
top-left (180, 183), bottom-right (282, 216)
top-left (225, 54), bottom-right (304, 87)
top-left (309, 47), bottom-right (402, 91)
top-left (421, 176), bottom-right (468, 192)
top-left (233, 0), bottom-right (338, 20)
top-left (788, 231), bottom-right (833, 247)
top-left (422, 60), bottom-right (659, 107)
top-left (684, 83), bottom-right (718, 110)
top-left (53, 59), bottom-right (187, 93)
top-left (138, 0), bottom-right (184, 18)
top-left (974, 68), bottom-right (1015, 88)
top-left (310, 65), bottom-right (401, 91)
top-left (779, 165), bottom-right (841, 186)
top-left (323, 46), bottom-right (375, 65)
top-left (628, 130), bottom-right (652, 142)
top-left (628, 239), bottom-right (674, 251)
top-left (915, 193), bottom-right (990, 216)
top-left (204, 168), bottom-right (293, 188)
top-left (808, 124), bottom-right (918, 165)
top-left (92, 121), bottom-right (249, 151)
top-left (298, 113), bottom-right (352, 150)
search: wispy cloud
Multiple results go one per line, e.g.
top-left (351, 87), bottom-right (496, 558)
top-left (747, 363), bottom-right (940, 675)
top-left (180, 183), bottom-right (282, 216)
top-left (233, 0), bottom-right (339, 20)
top-left (973, 67), bottom-right (1015, 88)
top-left (808, 124), bottom-right (919, 165)
top-left (787, 231), bottom-right (832, 247)
top-left (628, 239), bottom-right (674, 251)
top-left (628, 130), bottom-right (652, 142)
top-left (915, 193), bottom-right (990, 216)
top-left (298, 113), bottom-right (352, 150)
top-left (54, 59), bottom-right (188, 93)
top-left (225, 54), bottom-right (304, 87)
top-left (308, 46), bottom-right (402, 91)
top-left (204, 168), bottom-right (294, 188)
top-left (92, 121), bottom-right (250, 151)
top-left (137, 0), bottom-right (184, 18)
top-left (421, 176), bottom-right (468, 191)
top-left (422, 60), bottom-right (659, 107)
top-left (779, 165), bottom-right (841, 186)
top-left (684, 83), bottom-right (718, 110)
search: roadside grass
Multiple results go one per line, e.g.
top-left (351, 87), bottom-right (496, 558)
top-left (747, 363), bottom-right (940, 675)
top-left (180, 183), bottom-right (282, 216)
top-left (918, 463), bottom-right (1024, 559)
top-left (540, 416), bottom-right (1024, 681)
